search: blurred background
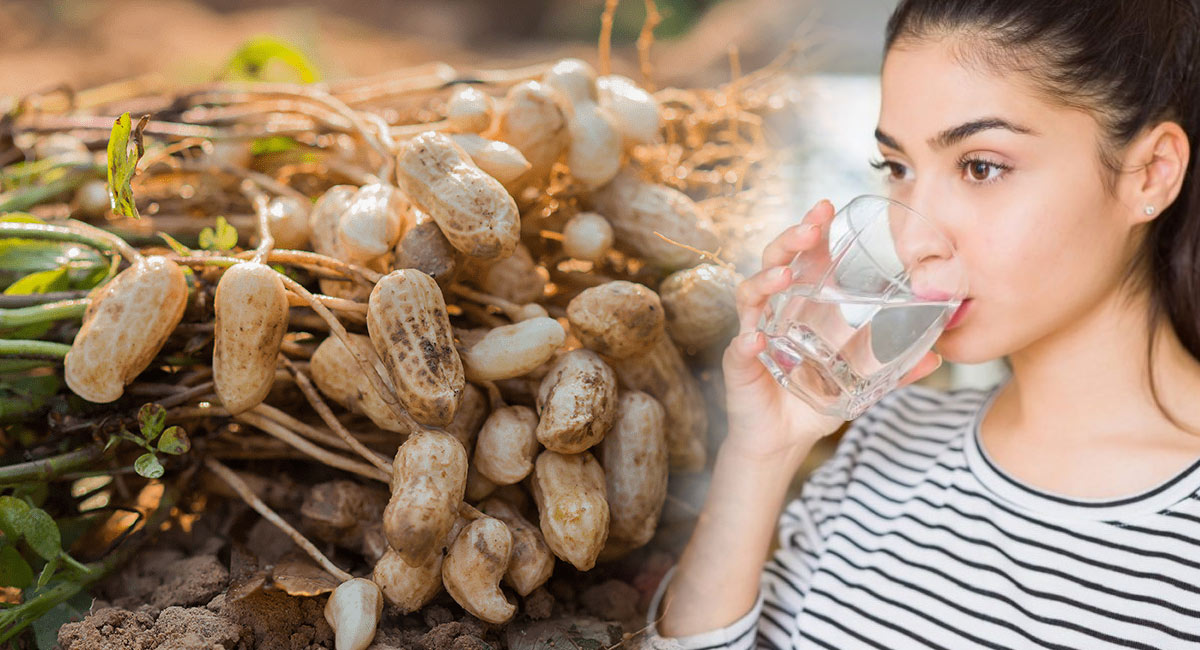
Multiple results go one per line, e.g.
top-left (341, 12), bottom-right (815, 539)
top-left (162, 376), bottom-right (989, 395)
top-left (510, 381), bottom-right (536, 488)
top-left (0, 0), bottom-right (1008, 394)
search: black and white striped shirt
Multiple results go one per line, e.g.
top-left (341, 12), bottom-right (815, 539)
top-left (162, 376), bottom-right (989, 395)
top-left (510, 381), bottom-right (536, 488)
top-left (646, 380), bottom-right (1200, 649)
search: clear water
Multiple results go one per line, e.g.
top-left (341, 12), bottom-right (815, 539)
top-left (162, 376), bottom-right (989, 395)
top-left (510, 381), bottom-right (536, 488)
top-left (757, 284), bottom-right (959, 419)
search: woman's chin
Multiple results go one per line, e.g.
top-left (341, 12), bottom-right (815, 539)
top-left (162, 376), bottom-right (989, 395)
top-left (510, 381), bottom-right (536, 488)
top-left (933, 326), bottom-right (998, 366)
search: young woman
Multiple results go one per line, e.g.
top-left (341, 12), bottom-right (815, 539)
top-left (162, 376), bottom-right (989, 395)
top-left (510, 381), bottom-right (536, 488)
top-left (646, 1), bottom-right (1200, 647)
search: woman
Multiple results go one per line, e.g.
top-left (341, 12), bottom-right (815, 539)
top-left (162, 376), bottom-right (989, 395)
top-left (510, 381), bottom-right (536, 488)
top-left (648, 1), bottom-right (1200, 647)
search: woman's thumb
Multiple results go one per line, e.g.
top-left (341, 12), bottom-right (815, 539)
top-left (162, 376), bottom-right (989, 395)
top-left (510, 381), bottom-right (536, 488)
top-left (723, 330), bottom-right (770, 389)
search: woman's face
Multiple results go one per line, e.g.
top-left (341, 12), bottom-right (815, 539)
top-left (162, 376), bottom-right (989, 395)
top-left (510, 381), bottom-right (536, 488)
top-left (877, 36), bottom-right (1139, 364)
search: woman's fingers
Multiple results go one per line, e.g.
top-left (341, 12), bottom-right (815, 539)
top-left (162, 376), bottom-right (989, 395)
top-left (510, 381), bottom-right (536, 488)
top-left (722, 329), bottom-right (769, 392)
top-left (735, 265), bottom-right (792, 333)
top-left (761, 200), bottom-right (836, 269)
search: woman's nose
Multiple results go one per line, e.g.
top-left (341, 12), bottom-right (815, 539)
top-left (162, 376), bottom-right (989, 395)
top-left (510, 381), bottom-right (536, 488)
top-left (888, 202), bottom-right (964, 299)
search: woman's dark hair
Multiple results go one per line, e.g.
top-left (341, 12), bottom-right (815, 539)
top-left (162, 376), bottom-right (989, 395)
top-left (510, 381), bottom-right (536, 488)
top-left (885, 0), bottom-right (1200, 430)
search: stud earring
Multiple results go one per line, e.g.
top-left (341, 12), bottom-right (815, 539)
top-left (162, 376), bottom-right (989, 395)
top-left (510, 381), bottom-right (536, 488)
top-left (1144, 205), bottom-right (1157, 216)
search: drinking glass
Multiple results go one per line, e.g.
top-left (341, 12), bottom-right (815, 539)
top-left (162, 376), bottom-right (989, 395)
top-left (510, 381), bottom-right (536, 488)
top-left (756, 195), bottom-right (968, 419)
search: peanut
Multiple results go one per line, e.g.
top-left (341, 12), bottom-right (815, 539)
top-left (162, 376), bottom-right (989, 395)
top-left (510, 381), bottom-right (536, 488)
top-left (466, 463), bottom-right (499, 502)
top-left (460, 317), bottom-right (565, 383)
top-left (372, 547), bottom-right (442, 614)
top-left (337, 183), bottom-right (409, 264)
top-left (475, 243), bottom-right (545, 305)
top-left (566, 280), bottom-right (665, 359)
top-left (530, 450), bottom-right (609, 571)
top-left (597, 74), bottom-right (662, 146)
top-left (590, 169), bottom-right (720, 270)
top-left (65, 256), bottom-right (188, 403)
top-left (393, 207), bottom-right (462, 291)
top-left (473, 405), bottom-right (538, 485)
top-left (659, 263), bottom-right (742, 349)
top-left (542, 59), bottom-right (621, 189)
top-left (449, 133), bottom-right (532, 191)
top-left (213, 262), bottom-right (288, 415)
top-left (478, 497), bottom-right (554, 596)
top-left (611, 335), bottom-right (708, 471)
top-left (383, 430), bottom-right (468, 565)
top-left (266, 195), bottom-right (311, 250)
top-left (490, 80), bottom-right (571, 188)
top-left (535, 349), bottom-right (618, 454)
top-left (309, 185), bottom-right (374, 300)
top-left (442, 515), bottom-right (516, 624)
top-left (367, 269), bottom-right (464, 427)
top-left (310, 333), bottom-right (406, 433)
top-left (562, 211), bottom-right (614, 263)
top-left (323, 578), bottom-right (383, 650)
top-left (395, 131), bottom-right (520, 261)
top-left (446, 382), bottom-right (489, 454)
top-left (599, 391), bottom-right (668, 549)
top-left (445, 85), bottom-right (494, 134)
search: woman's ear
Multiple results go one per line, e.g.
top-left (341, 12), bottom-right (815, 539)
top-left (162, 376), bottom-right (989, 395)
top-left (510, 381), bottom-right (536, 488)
top-left (1122, 120), bottom-right (1190, 224)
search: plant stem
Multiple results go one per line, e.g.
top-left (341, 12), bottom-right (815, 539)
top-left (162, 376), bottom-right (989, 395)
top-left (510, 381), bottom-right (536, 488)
top-left (0, 299), bottom-right (87, 329)
top-left (0, 339), bottom-right (71, 360)
top-left (202, 456), bottom-right (354, 582)
top-left (280, 357), bottom-right (392, 473)
top-left (0, 445), bottom-right (107, 486)
top-left (233, 410), bottom-right (389, 483)
top-left (0, 223), bottom-right (114, 256)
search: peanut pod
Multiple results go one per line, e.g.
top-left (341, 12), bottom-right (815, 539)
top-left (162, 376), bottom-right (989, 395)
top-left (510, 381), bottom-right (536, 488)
top-left (489, 80), bottom-right (571, 188)
top-left (530, 450), bottom-right (609, 571)
top-left (65, 255), bottom-right (188, 403)
top-left (393, 207), bottom-right (463, 291)
top-left (213, 261), bottom-right (288, 415)
top-left (266, 195), bottom-right (311, 250)
top-left (460, 317), bottom-right (565, 383)
top-left (323, 578), bottom-right (383, 650)
top-left (445, 85), bottom-right (494, 134)
top-left (450, 133), bottom-right (532, 191)
top-left (561, 211), bottom-right (613, 263)
top-left (442, 515), bottom-right (516, 624)
top-left (535, 349), bottom-right (618, 454)
top-left (310, 333), bottom-right (407, 433)
top-left (599, 391), bottom-right (668, 549)
top-left (478, 497), bottom-right (554, 597)
top-left (660, 263), bottom-right (742, 349)
top-left (597, 74), bottom-right (662, 146)
top-left (372, 547), bottom-right (442, 614)
top-left (395, 131), bottom-right (520, 261)
top-left (590, 169), bottom-right (720, 270)
top-left (610, 335), bottom-right (708, 471)
top-left (337, 183), bottom-right (409, 264)
top-left (367, 269), bottom-right (464, 427)
top-left (383, 430), bottom-right (468, 565)
top-left (566, 280), bottom-right (665, 359)
top-left (473, 405), bottom-right (539, 485)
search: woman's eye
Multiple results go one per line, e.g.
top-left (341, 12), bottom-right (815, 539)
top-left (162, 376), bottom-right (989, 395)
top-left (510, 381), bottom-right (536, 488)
top-left (959, 157), bottom-right (1010, 184)
top-left (868, 157), bottom-right (908, 182)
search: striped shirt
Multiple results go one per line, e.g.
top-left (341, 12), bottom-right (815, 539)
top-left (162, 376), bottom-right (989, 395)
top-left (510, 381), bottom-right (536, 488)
top-left (645, 380), bottom-right (1200, 649)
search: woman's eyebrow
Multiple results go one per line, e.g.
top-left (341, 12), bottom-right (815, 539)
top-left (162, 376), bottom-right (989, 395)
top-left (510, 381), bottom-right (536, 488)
top-left (875, 117), bottom-right (1037, 153)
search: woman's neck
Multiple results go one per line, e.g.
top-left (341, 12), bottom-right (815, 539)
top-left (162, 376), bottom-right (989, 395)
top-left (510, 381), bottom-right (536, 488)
top-left (1002, 286), bottom-right (1200, 443)
top-left (981, 286), bottom-right (1200, 499)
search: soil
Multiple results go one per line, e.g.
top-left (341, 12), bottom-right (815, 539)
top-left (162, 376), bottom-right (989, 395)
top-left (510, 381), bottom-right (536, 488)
top-left (55, 487), bottom-right (685, 650)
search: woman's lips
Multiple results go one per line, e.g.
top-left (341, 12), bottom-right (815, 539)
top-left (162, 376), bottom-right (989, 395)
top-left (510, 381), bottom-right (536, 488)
top-left (946, 299), bottom-right (973, 329)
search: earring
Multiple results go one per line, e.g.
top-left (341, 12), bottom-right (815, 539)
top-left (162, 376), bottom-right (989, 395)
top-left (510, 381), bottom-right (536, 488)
top-left (1144, 205), bottom-right (1156, 216)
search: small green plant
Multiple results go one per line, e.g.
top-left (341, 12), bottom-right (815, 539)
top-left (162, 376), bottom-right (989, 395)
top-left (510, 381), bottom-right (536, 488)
top-left (106, 403), bottom-right (191, 479)
top-left (198, 216), bottom-right (239, 252)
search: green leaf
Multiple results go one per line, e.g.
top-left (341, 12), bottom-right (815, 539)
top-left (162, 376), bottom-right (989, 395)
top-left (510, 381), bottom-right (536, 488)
top-left (137, 403), bottom-right (166, 439)
top-left (32, 589), bottom-right (92, 649)
top-left (106, 112), bottom-right (148, 219)
top-left (157, 231), bottom-right (194, 256)
top-left (0, 495), bottom-right (30, 541)
top-left (36, 554), bottom-right (61, 589)
top-left (250, 136), bottom-right (300, 156)
top-left (199, 216), bottom-right (238, 252)
top-left (11, 482), bottom-right (47, 509)
top-left (0, 546), bottom-right (32, 589)
top-left (156, 426), bottom-right (190, 455)
top-left (133, 453), bottom-right (164, 479)
top-left (0, 374), bottom-right (63, 424)
top-left (18, 508), bottom-right (61, 561)
top-left (3, 267), bottom-right (68, 296)
top-left (224, 37), bottom-right (319, 84)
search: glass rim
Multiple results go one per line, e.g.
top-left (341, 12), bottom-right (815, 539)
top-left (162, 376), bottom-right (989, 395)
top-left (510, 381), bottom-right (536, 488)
top-left (830, 194), bottom-right (968, 300)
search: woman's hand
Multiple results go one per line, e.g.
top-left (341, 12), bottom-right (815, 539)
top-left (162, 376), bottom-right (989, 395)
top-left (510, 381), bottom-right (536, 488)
top-left (722, 199), bottom-right (943, 464)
